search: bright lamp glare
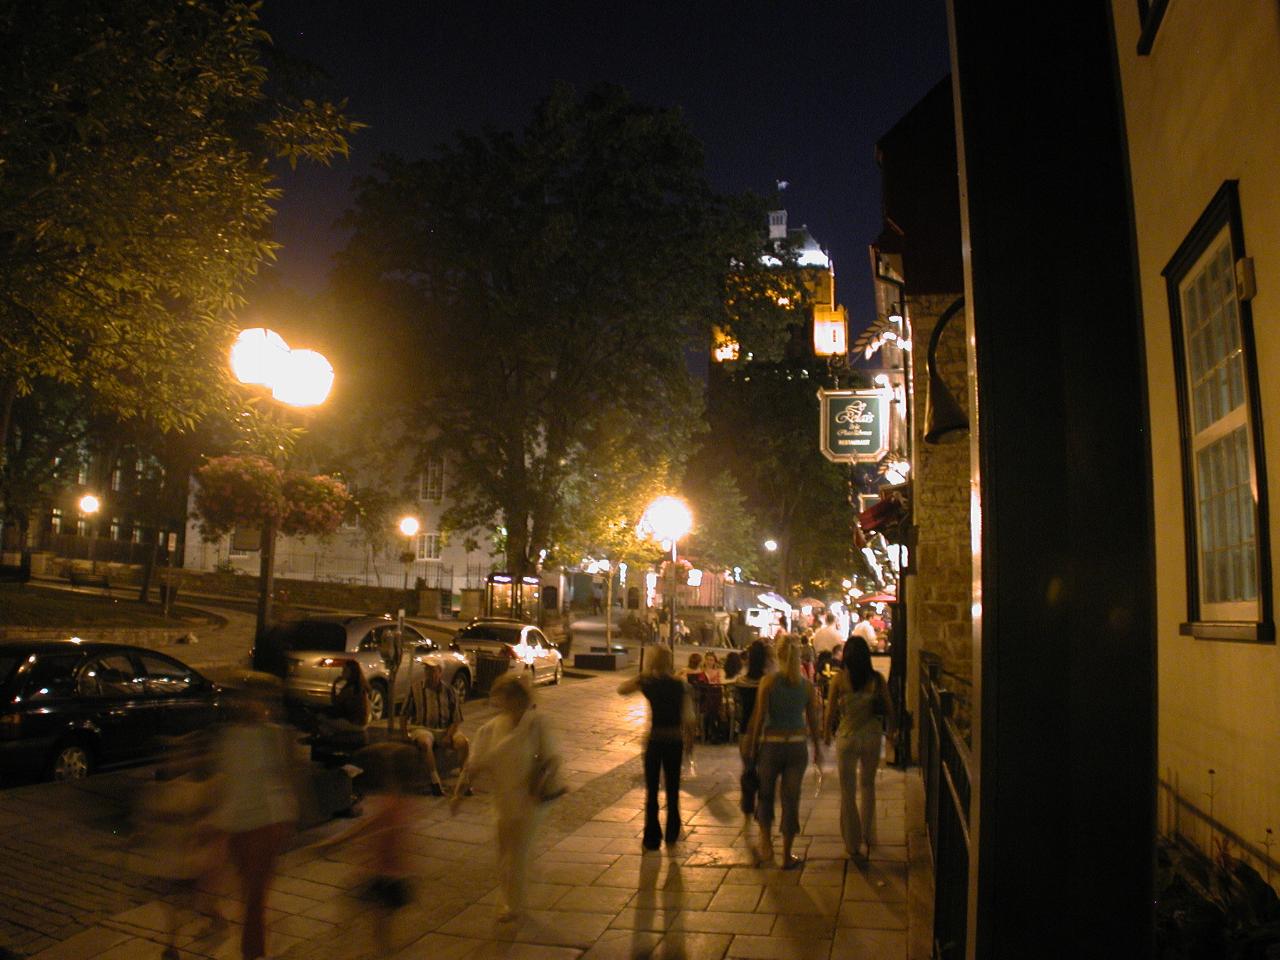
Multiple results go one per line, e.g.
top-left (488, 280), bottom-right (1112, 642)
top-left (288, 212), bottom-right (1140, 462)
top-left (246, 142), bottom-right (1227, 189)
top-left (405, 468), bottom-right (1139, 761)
top-left (398, 516), bottom-right (420, 537)
top-left (78, 494), bottom-right (100, 515)
top-left (230, 328), bottom-right (290, 386)
top-left (763, 539), bottom-right (778, 552)
top-left (271, 349), bottom-right (334, 407)
top-left (643, 496), bottom-right (693, 543)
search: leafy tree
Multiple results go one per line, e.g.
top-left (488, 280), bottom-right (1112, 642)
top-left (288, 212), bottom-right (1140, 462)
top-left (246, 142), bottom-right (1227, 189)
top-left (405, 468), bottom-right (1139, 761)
top-left (0, 0), bottom-right (360, 460)
top-left (684, 470), bottom-right (760, 576)
top-left (692, 351), bottom-right (858, 598)
top-left (335, 84), bottom-right (790, 575)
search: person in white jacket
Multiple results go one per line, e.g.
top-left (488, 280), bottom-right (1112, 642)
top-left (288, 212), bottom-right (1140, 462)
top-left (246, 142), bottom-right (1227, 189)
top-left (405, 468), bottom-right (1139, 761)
top-left (451, 673), bottom-right (562, 921)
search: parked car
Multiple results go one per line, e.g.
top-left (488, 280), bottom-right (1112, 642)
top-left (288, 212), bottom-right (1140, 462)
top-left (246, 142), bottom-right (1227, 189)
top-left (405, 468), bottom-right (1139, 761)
top-left (0, 639), bottom-right (220, 782)
top-left (252, 615), bottom-right (471, 720)
top-left (452, 618), bottom-right (563, 688)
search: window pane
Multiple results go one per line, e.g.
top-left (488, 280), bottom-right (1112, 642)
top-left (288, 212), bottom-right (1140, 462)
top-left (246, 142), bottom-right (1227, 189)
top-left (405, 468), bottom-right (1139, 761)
top-left (1194, 425), bottom-right (1258, 605)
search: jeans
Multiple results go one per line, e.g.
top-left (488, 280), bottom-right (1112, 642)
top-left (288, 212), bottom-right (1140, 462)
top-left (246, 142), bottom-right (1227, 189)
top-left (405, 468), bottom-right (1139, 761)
top-left (756, 740), bottom-right (808, 837)
top-left (836, 731), bottom-right (883, 853)
top-left (643, 737), bottom-right (683, 847)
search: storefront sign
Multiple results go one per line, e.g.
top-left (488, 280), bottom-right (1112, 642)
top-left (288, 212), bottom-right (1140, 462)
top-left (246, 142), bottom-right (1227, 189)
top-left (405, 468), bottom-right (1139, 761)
top-left (819, 389), bottom-right (890, 463)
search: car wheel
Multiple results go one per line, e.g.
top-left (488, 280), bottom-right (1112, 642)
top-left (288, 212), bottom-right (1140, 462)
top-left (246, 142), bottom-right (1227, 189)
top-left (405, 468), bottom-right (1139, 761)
top-left (451, 671), bottom-right (471, 702)
top-left (368, 681), bottom-right (388, 722)
top-left (553, 662), bottom-right (562, 685)
top-left (51, 742), bottom-right (92, 782)
top-left (528, 665), bottom-right (537, 685)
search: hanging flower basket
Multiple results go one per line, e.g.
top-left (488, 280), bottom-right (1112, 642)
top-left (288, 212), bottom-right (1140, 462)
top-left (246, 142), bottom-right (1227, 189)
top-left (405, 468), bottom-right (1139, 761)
top-left (279, 473), bottom-right (350, 538)
top-left (193, 456), bottom-right (284, 540)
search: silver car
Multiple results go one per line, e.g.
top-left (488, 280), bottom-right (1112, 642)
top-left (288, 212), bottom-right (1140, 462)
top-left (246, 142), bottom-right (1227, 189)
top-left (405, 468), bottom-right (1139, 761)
top-left (453, 618), bottom-right (563, 688)
top-left (253, 615), bottom-right (471, 720)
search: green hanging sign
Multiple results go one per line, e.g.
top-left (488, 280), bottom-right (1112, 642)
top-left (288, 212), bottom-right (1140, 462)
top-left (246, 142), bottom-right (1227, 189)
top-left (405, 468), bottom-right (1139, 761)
top-left (819, 389), bottom-right (890, 463)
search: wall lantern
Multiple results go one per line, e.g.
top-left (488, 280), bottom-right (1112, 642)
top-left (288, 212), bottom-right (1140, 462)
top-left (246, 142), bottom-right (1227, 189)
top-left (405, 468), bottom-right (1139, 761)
top-left (813, 307), bottom-right (848, 357)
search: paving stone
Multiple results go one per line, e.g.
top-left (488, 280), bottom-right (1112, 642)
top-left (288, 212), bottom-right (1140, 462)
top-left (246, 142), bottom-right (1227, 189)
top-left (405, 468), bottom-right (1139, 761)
top-left (707, 885), bottom-right (763, 912)
top-left (755, 885), bottom-right (841, 916)
top-left (652, 931), bottom-right (733, 959)
top-left (831, 926), bottom-right (907, 957)
top-left (580, 927), bottom-right (663, 960)
top-left (27, 925), bottom-right (132, 960)
top-left (836, 898), bottom-right (908, 930)
top-left (727, 934), bottom-right (833, 959)
top-left (551, 884), bottom-right (636, 913)
top-left (669, 910), bottom-right (775, 936)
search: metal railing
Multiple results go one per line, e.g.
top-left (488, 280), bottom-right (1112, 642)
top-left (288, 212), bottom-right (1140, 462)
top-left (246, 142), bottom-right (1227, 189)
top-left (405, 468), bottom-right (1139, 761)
top-left (920, 651), bottom-right (973, 959)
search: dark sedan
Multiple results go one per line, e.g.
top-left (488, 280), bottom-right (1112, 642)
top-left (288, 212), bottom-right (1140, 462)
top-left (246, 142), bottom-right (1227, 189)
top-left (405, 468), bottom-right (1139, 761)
top-left (0, 639), bottom-right (220, 782)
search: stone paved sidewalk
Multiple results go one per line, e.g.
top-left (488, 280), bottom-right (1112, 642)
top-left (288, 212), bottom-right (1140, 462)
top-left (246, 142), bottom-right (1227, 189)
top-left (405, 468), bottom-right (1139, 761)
top-left (5, 674), bottom-right (931, 960)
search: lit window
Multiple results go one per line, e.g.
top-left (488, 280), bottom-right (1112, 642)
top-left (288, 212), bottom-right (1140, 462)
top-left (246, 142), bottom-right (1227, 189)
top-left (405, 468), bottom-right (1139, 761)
top-left (110, 518), bottom-right (121, 540)
top-left (77, 464), bottom-right (88, 485)
top-left (416, 533), bottom-right (442, 562)
top-left (110, 467), bottom-right (122, 491)
top-left (420, 456), bottom-right (444, 503)
top-left (51, 508), bottom-right (63, 534)
top-left (1164, 182), bottom-right (1272, 641)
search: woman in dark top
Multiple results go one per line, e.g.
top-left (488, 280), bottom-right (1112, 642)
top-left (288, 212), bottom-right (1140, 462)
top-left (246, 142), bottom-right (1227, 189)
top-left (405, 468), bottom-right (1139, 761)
top-left (619, 644), bottom-right (694, 849)
top-left (734, 640), bottom-right (769, 839)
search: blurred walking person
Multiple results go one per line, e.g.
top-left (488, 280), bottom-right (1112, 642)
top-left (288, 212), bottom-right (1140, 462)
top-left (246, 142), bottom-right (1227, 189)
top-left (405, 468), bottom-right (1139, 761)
top-left (214, 674), bottom-right (298, 960)
top-left (733, 640), bottom-right (769, 844)
top-left (452, 674), bottom-right (563, 921)
top-left (825, 636), bottom-right (895, 859)
top-left (746, 637), bottom-right (823, 869)
top-left (619, 644), bottom-right (696, 850)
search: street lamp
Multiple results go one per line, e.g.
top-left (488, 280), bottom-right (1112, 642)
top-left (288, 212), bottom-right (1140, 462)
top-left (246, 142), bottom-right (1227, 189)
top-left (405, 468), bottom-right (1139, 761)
top-left (398, 516), bottom-right (420, 590)
top-left (78, 494), bottom-right (100, 571)
top-left (641, 496), bottom-right (693, 646)
top-left (763, 539), bottom-right (778, 552)
top-left (230, 327), bottom-right (334, 639)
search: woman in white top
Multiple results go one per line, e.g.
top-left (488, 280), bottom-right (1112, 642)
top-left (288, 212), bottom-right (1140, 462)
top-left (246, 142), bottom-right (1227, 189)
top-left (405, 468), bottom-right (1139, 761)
top-left (453, 673), bottom-right (562, 921)
top-left (214, 678), bottom-right (298, 960)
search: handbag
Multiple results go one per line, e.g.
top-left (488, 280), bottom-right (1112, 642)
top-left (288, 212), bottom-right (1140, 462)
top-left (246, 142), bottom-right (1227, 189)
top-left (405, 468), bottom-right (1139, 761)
top-left (530, 753), bottom-right (567, 803)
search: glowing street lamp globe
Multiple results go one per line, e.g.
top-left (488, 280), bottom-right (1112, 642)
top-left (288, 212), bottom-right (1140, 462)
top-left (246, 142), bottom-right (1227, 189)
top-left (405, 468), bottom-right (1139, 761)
top-left (643, 496), bottom-right (693, 544)
top-left (763, 539), bottom-right (778, 552)
top-left (398, 516), bottom-right (421, 538)
top-left (78, 494), bottom-right (100, 515)
top-left (271, 348), bottom-right (334, 407)
top-left (230, 328), bottom-right (290, 387)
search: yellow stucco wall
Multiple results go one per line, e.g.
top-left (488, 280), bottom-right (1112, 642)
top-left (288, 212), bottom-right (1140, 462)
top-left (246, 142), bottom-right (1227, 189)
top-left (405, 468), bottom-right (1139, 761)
top-left (1114, 0), bottom-right (1280, 861)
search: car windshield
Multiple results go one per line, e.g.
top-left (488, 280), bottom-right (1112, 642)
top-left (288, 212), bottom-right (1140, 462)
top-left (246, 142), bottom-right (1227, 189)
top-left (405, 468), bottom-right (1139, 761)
top-left (267, 621), bottom-right (349, 653)
top-left (456, 624), bottom-right (521, 645)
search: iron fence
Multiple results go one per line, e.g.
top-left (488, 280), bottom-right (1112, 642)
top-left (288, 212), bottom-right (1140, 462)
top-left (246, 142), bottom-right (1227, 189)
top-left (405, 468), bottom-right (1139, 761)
top-left (920, 650), bottom-right (973, 959)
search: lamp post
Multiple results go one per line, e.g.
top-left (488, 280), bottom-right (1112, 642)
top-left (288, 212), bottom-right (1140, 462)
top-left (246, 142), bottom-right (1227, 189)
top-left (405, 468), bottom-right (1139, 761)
top-left (398, 516), bottom-right (420, 590)
top-left (230, 327), bottom-right (333, 640)
top-left (642, 496), bottom-right (693, 646)
top-left (78, 494), bottom-right (100, 572)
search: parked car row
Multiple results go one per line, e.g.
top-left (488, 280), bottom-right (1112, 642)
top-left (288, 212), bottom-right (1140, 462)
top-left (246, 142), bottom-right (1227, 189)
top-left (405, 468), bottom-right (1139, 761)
top-left (0, 640), bottom-right (220, 782)
top-left (0, 616), bottom-right (567, 784)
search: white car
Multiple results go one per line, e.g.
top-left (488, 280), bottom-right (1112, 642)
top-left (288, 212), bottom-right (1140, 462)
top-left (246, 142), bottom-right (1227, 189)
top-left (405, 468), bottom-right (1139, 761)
top-left (452, 618), bottom-right (563, 688)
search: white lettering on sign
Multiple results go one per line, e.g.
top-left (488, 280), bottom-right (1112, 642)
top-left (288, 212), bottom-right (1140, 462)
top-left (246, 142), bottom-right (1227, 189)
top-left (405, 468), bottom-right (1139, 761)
top-left (834, 400), bottom-right (875, 425)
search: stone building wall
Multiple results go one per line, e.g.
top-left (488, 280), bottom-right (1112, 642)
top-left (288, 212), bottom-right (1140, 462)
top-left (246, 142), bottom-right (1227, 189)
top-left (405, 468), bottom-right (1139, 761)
top-left (907, 292), bottom-right (973, 705)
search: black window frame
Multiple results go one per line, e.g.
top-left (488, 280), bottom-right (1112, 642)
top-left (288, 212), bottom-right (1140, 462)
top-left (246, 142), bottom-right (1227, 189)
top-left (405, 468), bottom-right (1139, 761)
top-left (1136, 0), bottom-right (1170, 55)
top-left (1163, 180), bottom-right (1273, 643)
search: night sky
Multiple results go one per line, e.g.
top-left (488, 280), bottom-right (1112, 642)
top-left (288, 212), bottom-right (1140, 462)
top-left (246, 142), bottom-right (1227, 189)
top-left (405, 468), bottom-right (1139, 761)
top-left (256, 0), bottom-right (951, 330)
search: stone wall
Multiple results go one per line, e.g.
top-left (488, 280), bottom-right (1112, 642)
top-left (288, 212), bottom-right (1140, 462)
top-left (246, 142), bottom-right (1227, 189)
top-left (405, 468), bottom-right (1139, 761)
top-left (909, 292), bottom-right (973, 688)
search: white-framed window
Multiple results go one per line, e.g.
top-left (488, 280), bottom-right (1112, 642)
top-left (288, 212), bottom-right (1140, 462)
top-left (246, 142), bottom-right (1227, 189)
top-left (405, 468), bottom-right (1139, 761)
top-left (110, 466), bottom-right (122, 491)
top-left (1164, 182), bottom-right (1271, 642)
top-left (131, 526), bottom-right (143, 545)
top-left (76, 519), bottom-right (87, 537)
top-left (416, 533), bottom-right (441, 562)
top-left (76, 464), bottom-right (88, 485)
top-left (51, 508), bottom-right (63, 534)
top-left (109, 517), bottom-right (122, 541)
top-left (420, 456), bottom-right (444, 503)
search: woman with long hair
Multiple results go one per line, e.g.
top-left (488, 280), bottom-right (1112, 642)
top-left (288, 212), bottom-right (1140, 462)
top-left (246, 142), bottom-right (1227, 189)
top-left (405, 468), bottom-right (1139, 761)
top-left (733, 640), bottom-right (769, 840)
top-left (619, 644), bottom-right (696, 850)
top-left (825, 637), bottom-right (895, 859)
top-left (452, 674), bottom-right (562, 921)
top-left (745, 637), bottom-right (823, 868)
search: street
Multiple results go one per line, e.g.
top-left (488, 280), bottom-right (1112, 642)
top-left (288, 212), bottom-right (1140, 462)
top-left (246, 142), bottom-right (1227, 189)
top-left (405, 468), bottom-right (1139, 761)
top-left (0, 658), bottom-right (929, 960)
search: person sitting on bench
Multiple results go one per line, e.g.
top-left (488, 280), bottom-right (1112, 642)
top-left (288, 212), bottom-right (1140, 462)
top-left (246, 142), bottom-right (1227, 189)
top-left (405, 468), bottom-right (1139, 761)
top-left (402, 663), bottom-right (469, 796)
top-left (316, 661), bottom-right (370, 743)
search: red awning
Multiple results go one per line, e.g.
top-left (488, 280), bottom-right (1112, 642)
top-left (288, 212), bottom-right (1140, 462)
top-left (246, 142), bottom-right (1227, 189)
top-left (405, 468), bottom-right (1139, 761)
top-left (853, 592), bottom-right (898, 604)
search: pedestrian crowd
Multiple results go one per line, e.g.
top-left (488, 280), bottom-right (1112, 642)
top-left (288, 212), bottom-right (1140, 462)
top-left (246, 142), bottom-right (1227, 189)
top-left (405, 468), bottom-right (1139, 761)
top-left (127, 612), bottom-right (889, 958)
top-left (619, 610), bottom-right (896, 871)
